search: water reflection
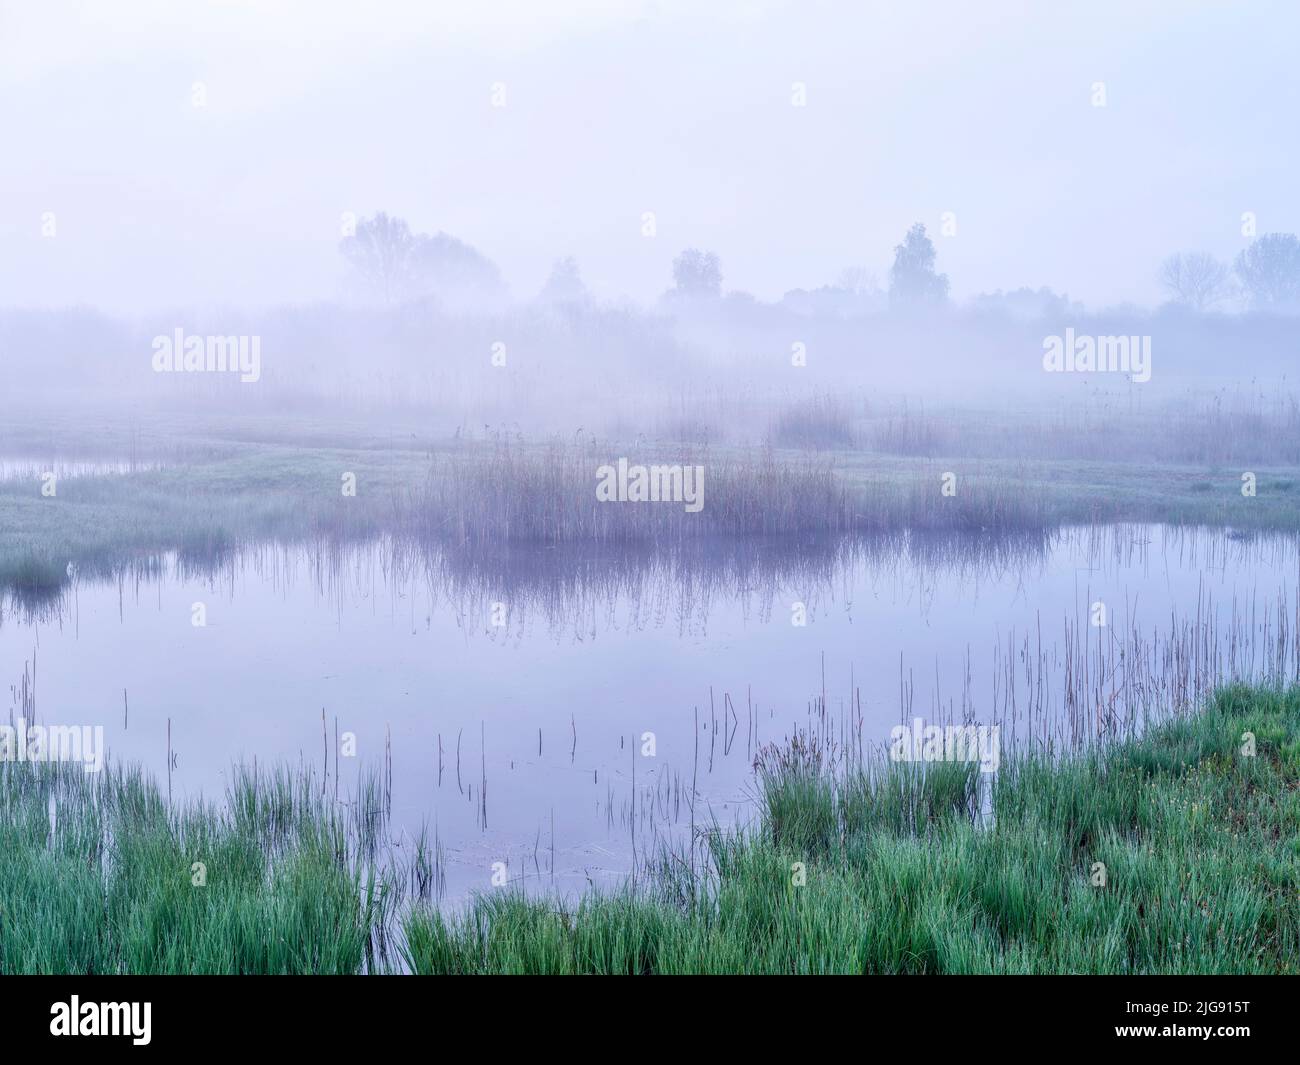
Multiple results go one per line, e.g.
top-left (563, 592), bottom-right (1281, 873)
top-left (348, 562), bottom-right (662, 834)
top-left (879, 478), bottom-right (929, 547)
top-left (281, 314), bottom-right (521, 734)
top-left (2, 523), bottom-right (1297, 904)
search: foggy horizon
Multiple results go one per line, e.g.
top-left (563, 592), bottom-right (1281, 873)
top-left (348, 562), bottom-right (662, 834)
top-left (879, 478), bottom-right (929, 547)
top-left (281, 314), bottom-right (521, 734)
top-left (6, 0), bottom-right (1299, 314)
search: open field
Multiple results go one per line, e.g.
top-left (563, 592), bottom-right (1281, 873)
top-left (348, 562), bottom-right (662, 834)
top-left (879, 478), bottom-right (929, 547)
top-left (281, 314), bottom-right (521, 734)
top-left (3, 684), bottom-right (1295, 974)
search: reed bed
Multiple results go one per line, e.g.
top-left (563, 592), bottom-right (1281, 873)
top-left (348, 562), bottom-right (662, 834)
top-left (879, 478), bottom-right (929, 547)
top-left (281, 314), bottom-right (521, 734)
top-left (979, 579), bottom-right (1300, 755)
top-left (410, 438), bottom-right (1049, 547)
top-left (6, 401), bottom-right (1300, 601)
top-left (413, 440), bottom-right (857, 544)
top-left (767, 395), bottom-right (858, 451)
top-left (868, 393), bottom-right (1300, 466)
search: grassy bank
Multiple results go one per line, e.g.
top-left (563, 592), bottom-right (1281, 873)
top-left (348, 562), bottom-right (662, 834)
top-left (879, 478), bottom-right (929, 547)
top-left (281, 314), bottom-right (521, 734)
top-left (5, 685), bottom-right (1293, 974)
top-left (404, 684), bottom-right (1300, 974)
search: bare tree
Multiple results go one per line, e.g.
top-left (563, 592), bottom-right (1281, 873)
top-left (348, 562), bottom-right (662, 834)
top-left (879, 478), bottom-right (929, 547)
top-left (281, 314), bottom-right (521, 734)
top-left (835, 267), bottom-right (880, 296)
top-left (1234, 233), bottom-right (1300, 311)
top-left (340, 213), bottom-right (504, 306)
top-left (339, 212), bottom-right (416, 305)
top-left (1159, 251), bottom-right (1232, 311)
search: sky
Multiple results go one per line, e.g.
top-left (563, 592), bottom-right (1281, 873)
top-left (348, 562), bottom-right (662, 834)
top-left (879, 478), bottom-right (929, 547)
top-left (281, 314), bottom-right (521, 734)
top-left (2, 0), bottom-right (1297, 312)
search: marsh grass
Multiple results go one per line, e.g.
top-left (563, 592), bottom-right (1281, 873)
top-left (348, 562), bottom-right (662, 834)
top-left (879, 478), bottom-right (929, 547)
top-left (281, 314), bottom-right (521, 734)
top-left (0, 434), bottom-right (1049, 597)
top-left (3, 684), bottom-right (1296, 974)
top-left (768, 395), bottom-right (857, 450)
top-left (412, 438), bottom-right (1054, 548)
top-left (0, 758), bottom-right (390, 974)
top-left (5, 404), bottom-right (1299, 598)
top-left (401, 684), bottom-right (1300, 974)
top-left (414, 439), bottom-right (859, 544)
top-left (867, 393), bottom-right (1300, 466)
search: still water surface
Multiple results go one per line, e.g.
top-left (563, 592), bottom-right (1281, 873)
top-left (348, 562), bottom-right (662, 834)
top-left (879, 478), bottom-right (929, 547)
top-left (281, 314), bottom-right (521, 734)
top-left (3, 525), bottom-right (1296, 902)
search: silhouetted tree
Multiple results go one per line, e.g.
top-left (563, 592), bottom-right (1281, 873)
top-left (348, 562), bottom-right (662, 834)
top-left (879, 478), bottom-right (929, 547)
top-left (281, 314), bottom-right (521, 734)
top-left (339, 212), bottom-right (416, 305)
top-left (888, 223), bottom-right (949, 310)
top-left (1235, 234), bottom-right (1300, 311)
top-left (671, 248), bottom-right (722, 299)
top-left (340, 213), bottom-right (503, 306)
top-left (539, 256), bottom-right (588, 305)
top-left (408, 232), bottom-right (503, 301)
top-left (1160, 252), bottom-right (1232, 311)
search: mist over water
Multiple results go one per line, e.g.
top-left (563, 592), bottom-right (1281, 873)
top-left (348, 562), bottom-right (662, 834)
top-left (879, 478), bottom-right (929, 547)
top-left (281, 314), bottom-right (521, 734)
top-left (4, 2), bottom-right (1300, 986)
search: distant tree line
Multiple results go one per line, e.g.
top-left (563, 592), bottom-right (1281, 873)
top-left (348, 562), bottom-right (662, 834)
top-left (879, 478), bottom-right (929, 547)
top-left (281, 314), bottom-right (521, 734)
top-left (341, 211), bottom-right (1300, 315)
top-left (1161, 235), bottom-right (1300, 312)
top-left (666, 224), bottom-right (949, 312)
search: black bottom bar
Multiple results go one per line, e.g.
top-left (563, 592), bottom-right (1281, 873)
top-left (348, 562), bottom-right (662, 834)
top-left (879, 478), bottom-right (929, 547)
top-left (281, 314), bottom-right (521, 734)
top-left (1, 975), bottom-right (1291, 1051)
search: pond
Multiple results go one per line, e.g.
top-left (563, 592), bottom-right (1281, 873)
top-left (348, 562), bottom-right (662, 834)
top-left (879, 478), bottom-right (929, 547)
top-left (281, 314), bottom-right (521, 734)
top-left (3, 523), bottom-right (1297, 904)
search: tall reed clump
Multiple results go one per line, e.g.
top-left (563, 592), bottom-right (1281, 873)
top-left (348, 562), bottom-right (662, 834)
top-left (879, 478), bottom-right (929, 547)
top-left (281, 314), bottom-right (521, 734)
top-left (768, 395), bottom-right (857, 451)
top-left (0, 759), bottom-right (389, 974)
top-left (401, 684), bottom-right (1300, 974)
top-left (411, 439), bottom-right (858, 546)
top-left (409, 438), bottom-right (1052, 548)
top-left (754, 733), bottom-right (838, 854)
top-left (870, 410), bottom-right (960, 457)
top-left (900, 471), bottom-right (1049, 532)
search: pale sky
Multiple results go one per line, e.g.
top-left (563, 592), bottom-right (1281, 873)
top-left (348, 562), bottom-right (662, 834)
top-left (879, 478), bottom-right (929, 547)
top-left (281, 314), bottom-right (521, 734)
top-left (3, 0), bottom-right (1296, 311)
